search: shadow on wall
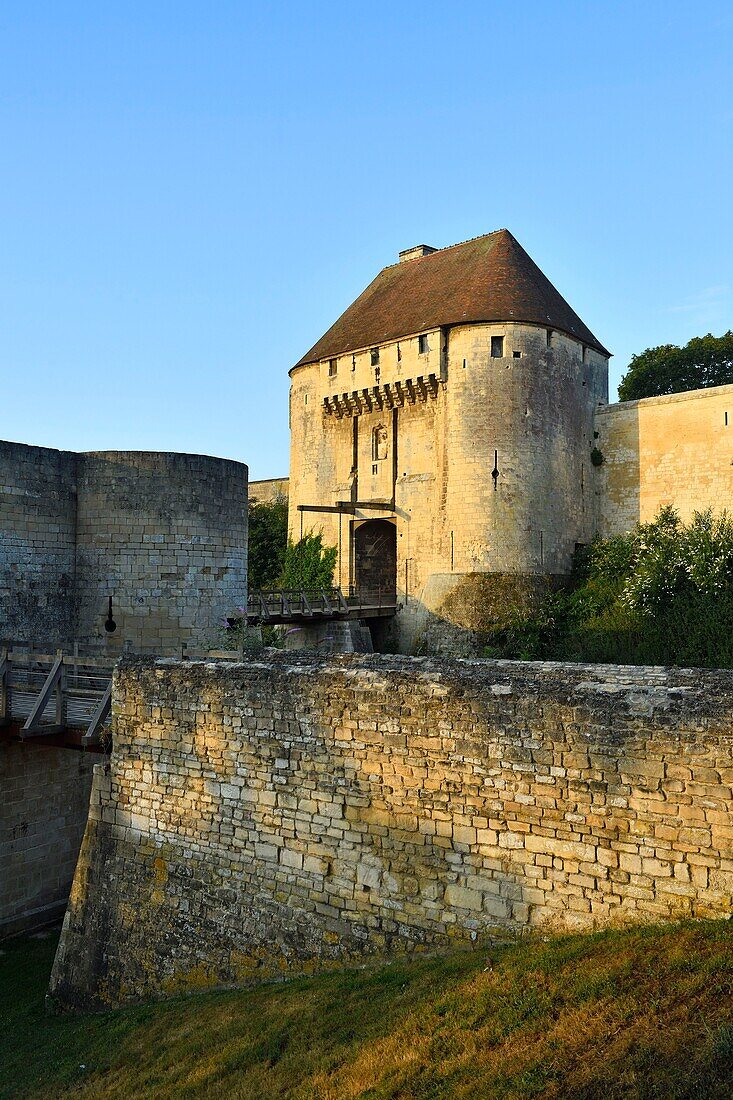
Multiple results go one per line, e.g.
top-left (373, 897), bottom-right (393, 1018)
top-left (0, 441), bottom-right (249, 655)
top-left (370, 573), bottom-right (570, 658)
top-left (47, 654), bottom-right (733, 1011)
top-left (595, 402), bottom-right (641, 538)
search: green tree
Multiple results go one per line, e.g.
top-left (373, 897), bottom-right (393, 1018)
top-left (279, 532), bottom-right (337, 590)
top-left (618, 331), bottom-right (733, 401)
top-left (248, 496), bottom-right (288, 590)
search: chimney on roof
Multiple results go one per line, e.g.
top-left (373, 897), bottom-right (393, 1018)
top-left (399, 244), bottom-right (437, 263)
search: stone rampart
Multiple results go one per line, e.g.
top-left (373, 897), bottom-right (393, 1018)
top-left (0, 440), bottom-right (248, 653)
top-left (596, 384), bottom-right (733, 537)
top-left (0, 441), bottom-right (78, 647)
top-left (248, 477), bottom-right (289, 504)
top-left (76, 451), bottom-right (248, 654)
top-left (50, 653), bottom-right (733, 1009)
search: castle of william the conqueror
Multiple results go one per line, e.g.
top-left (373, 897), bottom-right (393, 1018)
top-left (265, 230), bottom-right (733, 654)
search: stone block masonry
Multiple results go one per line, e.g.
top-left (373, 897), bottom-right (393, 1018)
top-left (0, 441), bottom-right (78, 645)
top-left (50, 653), bottom-right (733, 1009)
top-left (1, 742), bottom-right (95, 936)
top-left (0, 441), bottom-right (248, 653)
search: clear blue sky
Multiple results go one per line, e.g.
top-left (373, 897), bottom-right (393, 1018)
top-left (1, 2), bottom-right (731, 478)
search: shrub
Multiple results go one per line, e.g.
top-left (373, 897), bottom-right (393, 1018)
top-left (248, 497), bottom-right (288, 590)
top-left (278, 532), bottom-right (337, 591)
top-left (484, 507), bottom-right (733, 669)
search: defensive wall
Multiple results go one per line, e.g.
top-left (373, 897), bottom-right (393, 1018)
top-left (0, 441), bottom-right (248, 654)
top-left (249, 477), bottom-right (289, 505)
top-left (51, 652), bottom-right (733, 1009)
top-left (0, 741), bottom-right (95, 936)
top-left (0, 441), bottom-right (78, 645)
top-left (595, 383), bottom-right (733, 537)
top-left (0, 440), bottom-right (248, 935)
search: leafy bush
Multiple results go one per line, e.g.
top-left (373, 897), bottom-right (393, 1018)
top-left (278, 532), bottom-right (337, 591)
top-left (248, 496), bottom-right (288, 590)
top-left (484, 507), bottom-right (733, 668)
top-left (622, 507), bottom-right (733, 615)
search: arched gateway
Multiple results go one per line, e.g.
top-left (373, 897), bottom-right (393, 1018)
top-left (354, 519), bottom-right (397, 597)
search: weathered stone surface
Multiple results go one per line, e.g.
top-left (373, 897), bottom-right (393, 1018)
top-left (50, 653), bottom-right (733, 1010)
top-left (0, 742), bottom-right (95, 936)
top-left (0, 442), bottom-right (248, 653)
top-left (288, 321), bottom-right (609, 655)
top-left (0, 441), bottom-right (78, 646)
top-left (597, 383), bottom-right (733, 536)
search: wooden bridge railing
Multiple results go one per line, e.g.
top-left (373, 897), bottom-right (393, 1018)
top-left (0, 646), bottom-right (114, 748)
top-left (244, 587), bottom-right (398, 625)
top-left (245, 587), bottom-right (349, 622)
top-left (0, 641), bottom-right (288, 750)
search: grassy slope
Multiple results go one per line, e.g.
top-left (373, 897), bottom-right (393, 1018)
top-left (1, 921), bottom-right (732, 1100)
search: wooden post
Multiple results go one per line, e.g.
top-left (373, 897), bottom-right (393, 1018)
top-left (84, 681), bottom-right (112, 746)
top-left (22, 653), bottom-right (65, 736)
top-left (55, 650), bottom-right (66, 729)
top-left (0, 647), bottom-right (8, 727)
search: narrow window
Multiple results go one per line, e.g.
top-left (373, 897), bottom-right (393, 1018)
top-left (370, 347), bottom-right (380, 366)
top-left (726, 411), bottom-right (729, 427)
top-left (491, 336), bottom-right (504, 358)
top-left (418, 334), bottom-right (429, 355)
top-left (372, 424), bottom-right (388, 462)
top-left (582, 345), bottom-right (587, 363)
top-left (513, 350), bottom-right (522, 358)
top-left (546, 329), bottom-right (553, 348)
top-left (463, 358), bottom-right (467, 369)
top-left (304, 394), bottom-right (308, 404)
top-left (372, 464), bottom-right (378, 475)
top-left (351, 354), bottom-right (356, 371)
top-left (397, 343), bottom-right (402, 362)
top-left (328, 358), bottom-right (337, 377)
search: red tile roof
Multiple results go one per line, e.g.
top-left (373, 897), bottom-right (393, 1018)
top-left (293, 230), bottom-right (610, 369)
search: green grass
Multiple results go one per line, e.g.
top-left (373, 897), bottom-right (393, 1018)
top-left (2, 920), bottom-right (732, 1099)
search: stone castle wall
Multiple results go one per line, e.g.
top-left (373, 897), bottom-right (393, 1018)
top-left (51, 653), bottom-right (733, 1009)
top-left (0, 741), bottom-right (95, 936)
top-left (249, 477), bottom-right (289, 504)
top-left (596, 384), bottom-right (733, 537)
top-left (76, 452), bottom-right (248, 654)
top-left (0, 441), bottom-right (248, 653)
top-left (0, 442), bottom-right (78, 647)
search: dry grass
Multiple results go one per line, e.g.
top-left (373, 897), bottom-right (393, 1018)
top-left (1, 920), bottom-right (732, 1099)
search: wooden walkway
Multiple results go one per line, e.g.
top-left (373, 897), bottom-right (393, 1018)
top-left (245, 588), bottom-right (398, 626)
top-left (0, 646), bottom-right (114, 750)
top-left (0, 643), bottom-right (267, 752)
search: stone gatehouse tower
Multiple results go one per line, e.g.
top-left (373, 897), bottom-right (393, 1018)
top-left (288, 230), bottom-right (610, 651)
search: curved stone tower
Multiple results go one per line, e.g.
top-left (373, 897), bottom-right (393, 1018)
top-left (288, 231), bottom-right (609, 653)
top-left (76, 451), bottom-right (248, 654)
top-left (0, 443), bottom-right (248, 653)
